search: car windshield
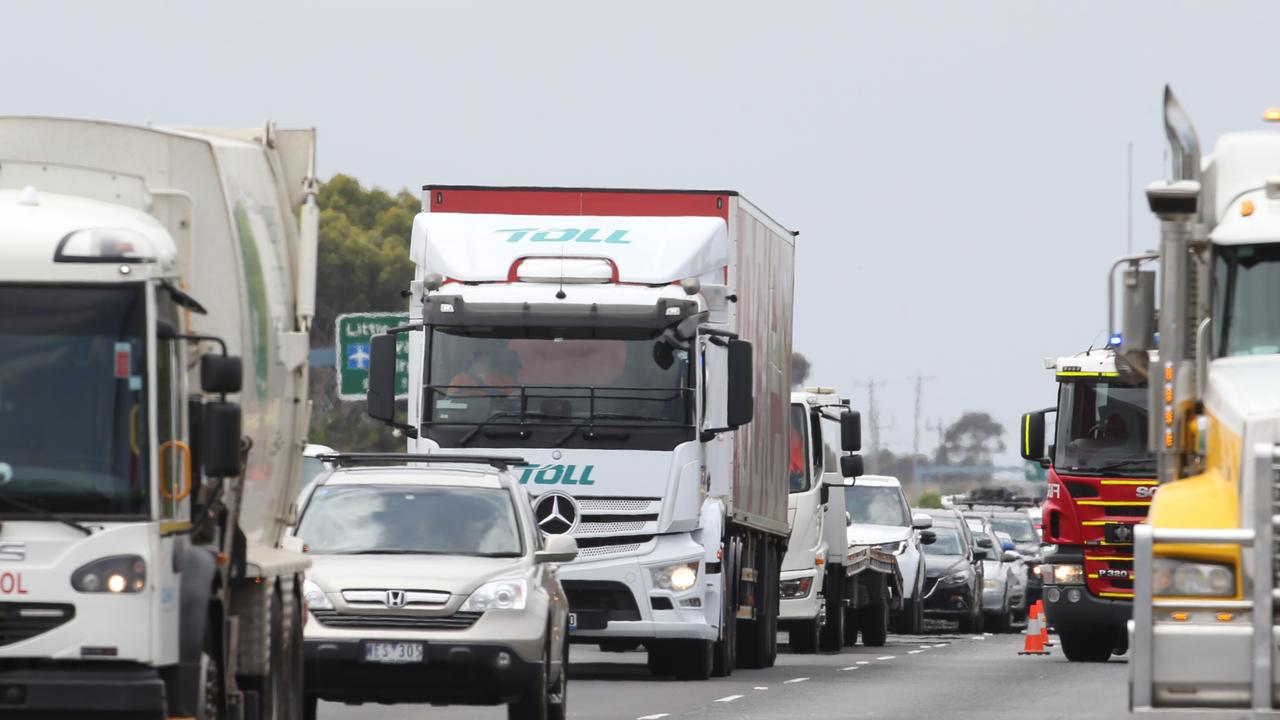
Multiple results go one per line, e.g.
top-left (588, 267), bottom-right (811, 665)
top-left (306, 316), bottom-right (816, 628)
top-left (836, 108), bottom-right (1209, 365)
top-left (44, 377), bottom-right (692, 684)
top-left (845, 485), bottom-right (909, 526)
top-left (924, 527), bottom-right (963, 556)
top-left (1214, 242), bottom-right (1280, 357)
top-left (296, 484), bottom-right (522, 556)
top-left (990, 517), bottom-right (1037, 543)
top-left (0, 284), bottom-right (150, 517)
top-left (1055, 381), bottom-right (1155, 476)
top-left (426, 327), bottom-right (691, 427)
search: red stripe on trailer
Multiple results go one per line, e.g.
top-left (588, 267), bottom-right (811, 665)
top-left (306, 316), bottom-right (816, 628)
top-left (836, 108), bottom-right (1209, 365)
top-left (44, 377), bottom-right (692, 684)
top-left (425, 186), bottom-right (732, 221)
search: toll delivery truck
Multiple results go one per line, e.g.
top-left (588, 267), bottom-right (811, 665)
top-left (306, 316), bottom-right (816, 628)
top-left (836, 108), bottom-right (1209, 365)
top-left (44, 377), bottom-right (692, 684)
top-left (365, 186), bottom-right (794, 679)
top-left (1122, 88), bottom-right (1280, 711)
top-left (1021, 347), bottom-right (1157, 662)
top-left (0, 117), bottom-right (317, 719)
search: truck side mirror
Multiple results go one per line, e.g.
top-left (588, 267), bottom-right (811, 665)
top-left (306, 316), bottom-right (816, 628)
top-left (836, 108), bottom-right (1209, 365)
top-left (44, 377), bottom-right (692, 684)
top-left (367, 334), bottom-right (397, 423)
top-left (823, 472), bottom-right (852, 487)
top-left (1119, 267), bottom-right (1157, 378)
top-left (201, 355), bottom-right (242, 394)
top-left (726, 339), bottom-right (754, 428)
top-left (202, 401), bottom-right (242, 478)
top-left (1019, 411), bottom-right (1046, 462)
top-left (839, 454), bottom-right (863, 479)
top-left (840, 409), bottom-right (862, 452)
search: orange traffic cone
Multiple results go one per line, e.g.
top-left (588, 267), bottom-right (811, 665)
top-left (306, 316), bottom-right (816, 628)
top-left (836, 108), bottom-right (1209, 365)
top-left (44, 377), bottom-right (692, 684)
top-left (1036, 600), bottom-right (1054, 647)
top-left (1019, 603), bottom-right (1050, 655)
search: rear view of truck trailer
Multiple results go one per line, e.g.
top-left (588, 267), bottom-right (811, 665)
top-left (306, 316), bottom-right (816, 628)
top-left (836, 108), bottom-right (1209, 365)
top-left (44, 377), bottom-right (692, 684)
top-left (0, 117), bottom-right (317, 719)
top-left (366, 186), bottom-right (795, 678)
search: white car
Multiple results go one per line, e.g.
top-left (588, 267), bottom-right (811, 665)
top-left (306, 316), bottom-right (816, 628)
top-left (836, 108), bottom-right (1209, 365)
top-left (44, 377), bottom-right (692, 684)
top-left (844, 475), bottom-right (932, 633)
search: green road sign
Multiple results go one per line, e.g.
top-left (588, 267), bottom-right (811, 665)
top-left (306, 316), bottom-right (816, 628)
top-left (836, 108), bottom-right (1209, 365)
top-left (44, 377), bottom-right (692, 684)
top-left (335, 312), bottom-right (410, 401)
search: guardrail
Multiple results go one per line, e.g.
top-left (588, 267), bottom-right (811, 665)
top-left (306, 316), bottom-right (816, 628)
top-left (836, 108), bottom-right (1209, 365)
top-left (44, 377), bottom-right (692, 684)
top-left (1131, 443), bottom-right (1278, 713)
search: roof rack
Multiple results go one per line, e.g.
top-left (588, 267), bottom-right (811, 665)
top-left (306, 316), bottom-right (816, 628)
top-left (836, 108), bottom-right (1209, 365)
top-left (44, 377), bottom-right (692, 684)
top-left (955, 498), bottom-right (1037, 510)
top-left (316, 453), bottom-right (527, 472)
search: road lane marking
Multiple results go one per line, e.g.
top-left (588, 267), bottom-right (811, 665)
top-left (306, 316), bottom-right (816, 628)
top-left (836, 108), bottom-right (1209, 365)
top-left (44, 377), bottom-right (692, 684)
top-left (908, 650), bottom-right (924, 654)
top-left (637, 715), bottom-right (669, 719)
top-left (784, 677), bottom-right (809, 684)
top-left (856, 661), bottom-right (870, 665)
top-left (715, 695), bottom-right (743, 703)
top-left (754, 686), bottom-right (768, 690)
top-left (840, 666), bottom-right (859, 671)
top-left (876, 655), bottom-right (895, 660)
top-left (971, 636), bottom-right (985, 640)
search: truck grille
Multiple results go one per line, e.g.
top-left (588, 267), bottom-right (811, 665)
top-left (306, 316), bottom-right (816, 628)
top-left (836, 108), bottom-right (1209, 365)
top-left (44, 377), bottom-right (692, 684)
top-left (309, 610), bottom-right (481, 630)
top-left (570, 497), bottom-right (661, 539)
top-left (0, 603), bottom-right (75, 646)
top-left (1102, 505), bottom-right (1150, 518)
top-left (563, 581), bottom-right (641, 621)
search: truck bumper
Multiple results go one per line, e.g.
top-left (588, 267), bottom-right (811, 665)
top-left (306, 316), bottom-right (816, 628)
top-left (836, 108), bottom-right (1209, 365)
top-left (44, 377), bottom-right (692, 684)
top-left (1144, 623), bottom-right (1255, 708)
top-left (1043, 584), bottom-right (1130, 632)
top-left (304, 639), bottom-right (539, 706)
top-left (0, 664), bottom-right (165, 718)
top-left (778, 568), bottom-right (821, 622)
top-left (562, 535), bottom-right (717, 643)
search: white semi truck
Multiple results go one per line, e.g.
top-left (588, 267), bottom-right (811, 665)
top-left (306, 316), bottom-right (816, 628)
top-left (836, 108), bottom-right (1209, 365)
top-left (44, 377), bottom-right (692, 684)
top-left (365, 186), bottom-right (794, 679)
top-left (0, 117), bottom-right (317, 719)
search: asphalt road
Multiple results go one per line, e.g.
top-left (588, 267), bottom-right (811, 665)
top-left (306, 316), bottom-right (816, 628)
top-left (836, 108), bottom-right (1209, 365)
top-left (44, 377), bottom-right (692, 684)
top-left (316, 624), bottom-right (1208, 720)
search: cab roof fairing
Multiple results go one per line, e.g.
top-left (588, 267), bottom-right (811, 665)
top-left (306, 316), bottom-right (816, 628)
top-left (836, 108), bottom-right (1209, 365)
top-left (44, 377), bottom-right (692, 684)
top-left (408, 212), bottom-right (730, 287)
top-left (1201, 130), bottom-right (1280, 227)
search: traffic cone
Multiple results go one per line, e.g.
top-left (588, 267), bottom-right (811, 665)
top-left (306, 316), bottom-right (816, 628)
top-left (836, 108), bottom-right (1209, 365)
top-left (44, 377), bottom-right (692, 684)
top-left (1036, 600), bottom-right (1054, 647)
top-left (1019, 603), bottom-right (1050, 655)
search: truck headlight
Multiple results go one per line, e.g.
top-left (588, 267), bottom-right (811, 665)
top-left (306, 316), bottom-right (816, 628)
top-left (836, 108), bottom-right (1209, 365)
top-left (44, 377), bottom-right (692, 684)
top-left (71, 556), bottom-right (145, 593)
top-left (780, 577), bottom-right (813, 599)
top-left (651, 562), bottom-right (699, 592)
top-left (1042, 563), bottom-right (1083, 586)
top-left (461, 579), bottom-right (528, 611)
top-left (1031, 565), bottom-right (1043, 578)
top-left (302, 578), bottom-right (333, 611)
top-left (1153, 558), bottom-right (1235, 597)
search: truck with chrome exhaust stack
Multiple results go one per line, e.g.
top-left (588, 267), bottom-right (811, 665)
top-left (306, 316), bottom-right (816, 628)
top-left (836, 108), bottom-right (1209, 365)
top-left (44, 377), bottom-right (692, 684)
top-left (1120, 88), bottom-right (1280, 711)
top-left (0, 117), bottom-right (318, 718)
top-left (365, 186), bottom-right (795, 679)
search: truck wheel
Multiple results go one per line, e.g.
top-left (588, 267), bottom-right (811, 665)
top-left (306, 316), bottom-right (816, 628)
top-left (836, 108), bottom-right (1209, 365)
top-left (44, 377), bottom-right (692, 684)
top-left (198, 649), bottom-right (220, 720)
top-left (261, 588), bottom-right (286, 720)
top-left (735, 541), bottom-right (773, 669)
top-left (789, 619), bottom-right (820, 653)
top-left (712, 539), bottom-right (739, 677)
top-left (844, 605), bottom-right (860, 646)
top-left (764, 545), bottom-right (779, 667)
top-left (818, 572), bottom-right (845, 653)
top-left (859, 603), bottom-right (889, 647)
top-left (302, 695), bottom-right (317, 720)
top-left (672, 639), bottom-right (714, 681)
top-left (646, 642), bottom-right (675, 677)
top-left (1058, 630), bottom-right (1116, 662)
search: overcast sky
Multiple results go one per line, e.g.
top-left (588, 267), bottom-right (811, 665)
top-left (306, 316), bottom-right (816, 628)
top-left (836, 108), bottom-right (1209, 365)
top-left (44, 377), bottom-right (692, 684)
top-left (8, 1), bottom-right (1280, 461)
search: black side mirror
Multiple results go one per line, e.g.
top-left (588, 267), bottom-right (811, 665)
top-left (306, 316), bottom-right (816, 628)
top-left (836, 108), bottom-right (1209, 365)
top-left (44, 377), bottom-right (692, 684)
top-left (976, 537), bottom-right (993, 549)
top-left (202, 401), bottom-right (242, 477)
top-left (973, 548), bottom-right (988, 560)
top-left (726, 339), bottom-right (754, 428)
top-left (840, 410), bottom-right (862, 452)
top-left (1019, 411), bottom-right (1046, 462)
top-left (918, 530), bottom-right (936, 545)
top-left (367, 334), bottom-right (397, 422)
top-left (839, 454), bottom-right (864, 479)
top-left (201, 355), bottom-right (242, 394)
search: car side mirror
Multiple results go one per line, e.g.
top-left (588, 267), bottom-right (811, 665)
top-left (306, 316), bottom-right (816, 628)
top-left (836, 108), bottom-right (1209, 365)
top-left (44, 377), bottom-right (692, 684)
top-left (202, 401), bottom-right (242, 478)
top-left (973, 549), bottom-right (988, 560)
top-left (911, 512), bottom-right (933, 530)
top-left (201, 354), bottom-right (242, 394)
top-left (976, 537), bottom-right (993, 549)
top-left (846, 511), bottom-right (853, 527)
top-left (1002, 550), bottom-right (1020, 563)
top-left (918, 530), bottom-right (936, 545)
top-left (535, 534), bottom-right (578, 564)
top-left (726, 340), bottom-right (754, 428)
top-left (839, 454), bottom-right (864, 479)
top-left (840, 409), bottom-right (862, 452)
top-left (367, 334), bottom-right (397, 423)
top-left (1019, 411), bottom-right (1046, 462)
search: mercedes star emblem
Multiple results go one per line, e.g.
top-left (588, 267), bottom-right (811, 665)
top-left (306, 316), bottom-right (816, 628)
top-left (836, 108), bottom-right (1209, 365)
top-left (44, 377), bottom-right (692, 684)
top-left (534, 492), bottom-right (579, 535)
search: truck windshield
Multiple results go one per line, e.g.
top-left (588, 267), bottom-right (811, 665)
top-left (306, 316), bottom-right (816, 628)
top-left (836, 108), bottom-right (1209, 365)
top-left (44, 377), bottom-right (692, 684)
top-left (1214, 243), bottom-right (1280, 357)
top-left (845, 485), bottom-right (909, 527)
top-left (1054, 381), bottom-right (1155, 476)
top-left (0, 285), bottom-right (150, 517)
top-left (426, 327), bottom-right (691, 430)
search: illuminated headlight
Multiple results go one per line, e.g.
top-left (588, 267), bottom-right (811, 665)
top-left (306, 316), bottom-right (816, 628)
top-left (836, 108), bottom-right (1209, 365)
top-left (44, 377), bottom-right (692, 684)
top-left (1031, 565), bottom-right (1043, 578)
top-left (71, 556), bottom-right (146, 594)
top-left (1042, 563), bottom-right (1083, 586)
top-left (302, 578), bottom-right (333, 611)
top-left (940, 572), bottom-right (968, 586)
top-left (651, 562), bottom-right (699, 592)
top-left (1153, 558), bottom-right (1235, 597)
top-left (780, 578), bottom-right (813, 599)
top-left (880, 541), bottom-right (907, 555)
top-left (461, 579), bottom-right (528, 611)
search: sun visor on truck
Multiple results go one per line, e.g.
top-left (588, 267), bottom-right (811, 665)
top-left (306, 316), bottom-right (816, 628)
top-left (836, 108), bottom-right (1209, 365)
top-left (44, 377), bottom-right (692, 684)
top-left (423, 295), bottom-right (698, 330)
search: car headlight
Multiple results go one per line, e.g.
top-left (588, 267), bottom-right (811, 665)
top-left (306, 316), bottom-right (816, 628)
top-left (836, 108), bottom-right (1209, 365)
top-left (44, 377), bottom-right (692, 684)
top-left (940, 572), bottom-right (968, 585)
top-left (71, 556), bottom-right (146, 593)
top-left (302, 578), bottom-right (333, 610)
top-left (880, 541), bottom-right (907, 554)
top-left (1042, 563), bottom-right (1083, 586)
top-left (1152, 558), bottom-right (1235, 597)
top-left (461, 578), bottom-right (528, 611)
top-left (651, 562), bottom-right (699, 592)
top-left (780, 577), bottom-right (813, 599)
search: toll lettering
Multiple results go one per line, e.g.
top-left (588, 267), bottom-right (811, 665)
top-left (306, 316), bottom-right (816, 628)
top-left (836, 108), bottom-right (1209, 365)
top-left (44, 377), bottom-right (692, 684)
top-left (0, 572), bottom-right (28, 595)
top-left (519, 464), bottom-right (595, 486)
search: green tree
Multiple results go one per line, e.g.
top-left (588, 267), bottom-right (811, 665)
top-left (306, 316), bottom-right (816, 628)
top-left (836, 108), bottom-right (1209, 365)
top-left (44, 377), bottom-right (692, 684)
top-left (941, 411), bottom-right (1006, 467)
top-left (916, 489), bottom-right (943, 509)
top-left (308, 174), bottom-right (419, 452)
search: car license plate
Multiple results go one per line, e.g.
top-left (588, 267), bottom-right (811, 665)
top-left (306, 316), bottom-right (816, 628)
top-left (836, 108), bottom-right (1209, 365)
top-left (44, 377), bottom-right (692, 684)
top-left (363, 641), bottom-right (424, 664)
top-left (1104, 523), bottom-right (1136, 544)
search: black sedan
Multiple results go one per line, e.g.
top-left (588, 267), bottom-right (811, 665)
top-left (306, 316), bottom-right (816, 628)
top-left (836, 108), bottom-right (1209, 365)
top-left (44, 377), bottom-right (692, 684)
top-left (921, 524), bottom-right (983, 632)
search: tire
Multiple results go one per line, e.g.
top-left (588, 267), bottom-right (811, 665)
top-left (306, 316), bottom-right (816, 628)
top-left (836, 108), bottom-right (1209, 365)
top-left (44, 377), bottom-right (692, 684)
top-left (598, 639), bottom-right (640, 653)
top-left (712, 539), bottom-right (739, 677)
top-left (548, 635), bottom-right (568, 720)
top-left (197, 650), bottom-right (220, 720)
top-left (858, 603), bottom-right (888, 647)
top-left (646, 642), bottom-right (675, 677)
top-left (672, 639), bottom-right (714, 681)
top-left (844, 605), bottom-right (860, 646)
top-left (259, 589), bottom-right (286, 720)
top-left (735, 541), bottom-right (773, 669)
top-left (894, 596), bottom-right (922, 635)
top-left (788, 618), bottom-right (820, 654)
top-left (818, 572), bottom-right (845, 653)
top-left (764, 545), bottom-right (779, 667)
top-left (302, 695), bottom-right (317, 720)
top-left (509, 646), bottom-right (551, 720)
top-left (1058, 629), bottom-right (1116, 663)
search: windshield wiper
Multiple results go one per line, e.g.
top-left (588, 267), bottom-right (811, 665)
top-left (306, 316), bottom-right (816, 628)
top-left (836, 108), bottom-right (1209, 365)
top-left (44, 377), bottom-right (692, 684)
top-left (553, 412), bottom-right (673, 446)
top-left (0, 491), bottom-right (92, 535)
top-left (330, 548), bottom-right (448, 555)
top-left (457, 411), bottom-right (561, 445)
top-left (1094, 459), bottom-right (1157, 474)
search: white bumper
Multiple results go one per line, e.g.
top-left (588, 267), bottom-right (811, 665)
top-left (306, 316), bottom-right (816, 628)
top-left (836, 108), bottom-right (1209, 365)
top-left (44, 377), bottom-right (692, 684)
top-left (778, 567), bottom-right (822, 622)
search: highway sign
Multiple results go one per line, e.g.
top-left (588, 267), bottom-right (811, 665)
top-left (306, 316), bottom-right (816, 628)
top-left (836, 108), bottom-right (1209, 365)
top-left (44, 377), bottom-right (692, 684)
top-left (335, 312), bottom-right (410, 401)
